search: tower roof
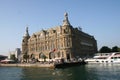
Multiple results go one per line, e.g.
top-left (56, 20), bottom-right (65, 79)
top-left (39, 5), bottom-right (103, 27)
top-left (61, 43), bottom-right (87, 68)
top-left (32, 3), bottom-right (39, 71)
top-left (24, 27), bottom-right (30, 37)
top-left (62, 12), bottom-right (71, 26)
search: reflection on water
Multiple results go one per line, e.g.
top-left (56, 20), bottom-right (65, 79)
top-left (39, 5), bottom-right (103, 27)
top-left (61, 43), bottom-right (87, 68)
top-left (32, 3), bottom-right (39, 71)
top-left (21, 67), bottom-right (79, 80)
top-left (0, 67), bottom-right (22, 80)
top-left (0, 64), bottom-right (120, 80)
top-left (85, 64), bottom-right (120, 80)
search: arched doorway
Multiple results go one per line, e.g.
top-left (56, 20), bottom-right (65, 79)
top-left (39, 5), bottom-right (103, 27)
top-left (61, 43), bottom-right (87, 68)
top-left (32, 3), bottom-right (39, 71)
top-left (49, 52), bottom-right (55, 59)
top-left (30, 54), bottom-right (35, 59)
top-left (39, 53), bottom-right (47, 61)
top-left (39, 53), bottom-right (44, 58)
top-left (66, 54), bottom-right (70, 60)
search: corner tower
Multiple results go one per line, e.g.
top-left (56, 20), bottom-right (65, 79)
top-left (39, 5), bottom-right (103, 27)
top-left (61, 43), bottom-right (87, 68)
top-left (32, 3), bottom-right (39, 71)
top-left (62, 12), bottom-right (73, 33)
top-left (22, 27), bottom-right (30, 55)
top-left (61, 12), bottom-right (73, 60)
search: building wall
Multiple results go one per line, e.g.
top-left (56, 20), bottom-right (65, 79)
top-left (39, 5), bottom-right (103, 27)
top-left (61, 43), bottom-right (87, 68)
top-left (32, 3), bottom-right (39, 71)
top-left (27, 26), bottom-right (70, 60)
top-left (71, 28), bottom-right (97, 58)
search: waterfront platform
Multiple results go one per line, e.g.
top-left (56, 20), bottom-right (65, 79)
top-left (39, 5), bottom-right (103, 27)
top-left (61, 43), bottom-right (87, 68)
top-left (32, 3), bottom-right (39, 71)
top-left (0, 63), bottom-right (54, 68)
top-left (0, 61), bottom-right (87, 69)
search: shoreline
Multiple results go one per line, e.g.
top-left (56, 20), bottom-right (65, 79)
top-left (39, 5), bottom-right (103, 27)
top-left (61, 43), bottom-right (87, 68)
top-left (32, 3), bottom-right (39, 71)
top-left (0, 63), bottom-right (55, 68)
top-left (0, 61), bottom-right (87, 69)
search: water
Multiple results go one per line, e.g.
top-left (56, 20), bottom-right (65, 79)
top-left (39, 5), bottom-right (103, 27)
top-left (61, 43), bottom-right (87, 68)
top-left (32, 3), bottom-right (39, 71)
top-left (0, 64), bottom-right (120, 80)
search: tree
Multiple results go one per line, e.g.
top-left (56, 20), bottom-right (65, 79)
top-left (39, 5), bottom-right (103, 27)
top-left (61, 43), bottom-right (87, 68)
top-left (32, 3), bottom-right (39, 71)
top-left (10, 54), bottom-right (16, 61)
top-left (111, 46), bottom-right (119, 52)
top-left (23, 53), bottom-right (29, 63)
top-left (99, 46), bottom-right (111, 53)
top-left (118, 48), bottom-right (120, 52)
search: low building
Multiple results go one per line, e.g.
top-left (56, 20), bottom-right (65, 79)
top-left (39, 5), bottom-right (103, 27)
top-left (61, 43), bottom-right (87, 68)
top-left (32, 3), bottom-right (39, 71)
top-left (9, 48), bottom-right (21, 61)
top-left (22, 13), bottom-right (97, 62)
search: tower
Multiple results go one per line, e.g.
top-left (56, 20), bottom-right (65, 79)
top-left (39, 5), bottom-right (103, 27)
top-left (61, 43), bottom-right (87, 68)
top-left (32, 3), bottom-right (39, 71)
top-left (22, 27), bottom-right (30, 55)
top-left (61, 12), bottom-right (73, 60)
top-left (62, 12), bottom-right (73, 34)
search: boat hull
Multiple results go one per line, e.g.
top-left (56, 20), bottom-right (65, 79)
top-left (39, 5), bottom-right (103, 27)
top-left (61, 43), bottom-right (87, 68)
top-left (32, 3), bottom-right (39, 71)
top-left (85, 59), bottom-right (120, 64)
top-left (55, 61), bottom-right (87, 68)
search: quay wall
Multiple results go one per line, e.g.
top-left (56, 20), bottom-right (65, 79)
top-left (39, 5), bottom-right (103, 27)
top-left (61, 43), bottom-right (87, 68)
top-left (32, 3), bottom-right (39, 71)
top-left (0, 63), bottom-right (55, 68)
top-left (0, 61), bottom-right (87, 68)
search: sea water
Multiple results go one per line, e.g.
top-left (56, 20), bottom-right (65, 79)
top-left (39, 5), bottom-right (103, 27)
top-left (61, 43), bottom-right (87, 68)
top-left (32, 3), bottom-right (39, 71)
top-left (0, 64), bottom-right (120, 80)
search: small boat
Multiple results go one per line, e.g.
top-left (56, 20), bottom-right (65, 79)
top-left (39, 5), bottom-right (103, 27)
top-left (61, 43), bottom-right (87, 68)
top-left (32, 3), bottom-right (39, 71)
top-left (85, 52), bottom-right (120, 63)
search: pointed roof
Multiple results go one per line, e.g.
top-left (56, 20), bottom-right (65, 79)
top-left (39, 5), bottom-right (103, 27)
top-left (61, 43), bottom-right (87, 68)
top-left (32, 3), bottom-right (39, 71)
top-left (62, 12), bottom-right (71, 26)
top-left (24, 27), bottom-right (30, 37)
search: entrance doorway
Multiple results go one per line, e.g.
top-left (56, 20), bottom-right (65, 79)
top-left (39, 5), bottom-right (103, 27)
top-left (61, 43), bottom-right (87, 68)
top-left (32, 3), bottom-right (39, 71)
top-left (49, 52), bottom-right (55, 59)
top-left (66, 54), bottom-right (70, 60)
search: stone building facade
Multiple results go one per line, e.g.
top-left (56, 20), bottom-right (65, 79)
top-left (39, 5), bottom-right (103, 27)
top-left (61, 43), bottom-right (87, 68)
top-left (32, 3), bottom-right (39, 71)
top-left (22, 13), bottom-right (97, 61)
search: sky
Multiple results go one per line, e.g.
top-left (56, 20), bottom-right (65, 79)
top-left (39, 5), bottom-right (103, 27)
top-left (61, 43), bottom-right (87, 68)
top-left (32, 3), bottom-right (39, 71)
top-left (0, 0), bottom-right (120, 55)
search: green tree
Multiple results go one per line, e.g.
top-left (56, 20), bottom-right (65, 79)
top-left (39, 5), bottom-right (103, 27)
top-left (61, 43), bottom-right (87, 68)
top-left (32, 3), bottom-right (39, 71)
top-left (111, 46), bottom-right (119, 52)
top-left (99, 46), bottom-right (111, 53)
top-left (118, 48), bottom-right (120, 52)
top-left (23, 53), bottom-right (29, 62)
top-left (10, 54), bottom-right (16, 61)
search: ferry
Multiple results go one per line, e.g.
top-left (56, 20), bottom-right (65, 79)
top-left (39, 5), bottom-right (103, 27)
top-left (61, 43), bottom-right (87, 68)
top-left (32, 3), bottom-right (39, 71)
top-left (85, 52), bottom-right (120, 63)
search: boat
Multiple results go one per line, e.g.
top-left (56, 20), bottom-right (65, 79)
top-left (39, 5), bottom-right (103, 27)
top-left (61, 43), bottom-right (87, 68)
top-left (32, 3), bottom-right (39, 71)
top-left (85, 52), bottom-right (120, 63)
top-left (54, 60), bottom-right (87, 68)
top-left (50, 58), bottom-right (87, 68)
